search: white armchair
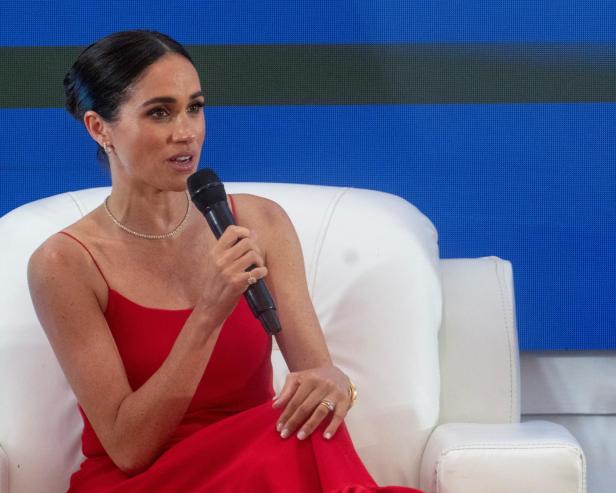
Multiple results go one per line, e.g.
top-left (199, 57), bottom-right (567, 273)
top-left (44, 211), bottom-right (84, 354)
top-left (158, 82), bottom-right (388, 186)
top-left (0, 184), bottom-right (585, 492)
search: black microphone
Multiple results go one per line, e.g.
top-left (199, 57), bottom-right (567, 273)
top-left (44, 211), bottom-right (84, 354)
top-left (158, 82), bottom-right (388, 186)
top-left (187, 168), bottom-right (282, 335)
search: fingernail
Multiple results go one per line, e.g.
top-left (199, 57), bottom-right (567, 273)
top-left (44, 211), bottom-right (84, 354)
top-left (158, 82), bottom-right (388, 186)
top-left (276, 421), bottom-right (283, 432)
top-left (272, 399), bottom-right (279, 408)
top-left (280, 428), bottom-right (289, 439)
top-left (297, 430), bottom-right (306, 440)
top-left (323, 432), bottom-right (332, 440)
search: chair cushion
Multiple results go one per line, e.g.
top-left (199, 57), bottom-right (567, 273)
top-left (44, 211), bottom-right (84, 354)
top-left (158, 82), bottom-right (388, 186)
top-left (420, 421), bottom-right (586, 493)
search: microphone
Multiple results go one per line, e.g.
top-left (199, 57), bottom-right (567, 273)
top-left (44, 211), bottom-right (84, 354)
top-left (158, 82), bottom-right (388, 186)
top-left (187, 168), bottom-right (282, 335)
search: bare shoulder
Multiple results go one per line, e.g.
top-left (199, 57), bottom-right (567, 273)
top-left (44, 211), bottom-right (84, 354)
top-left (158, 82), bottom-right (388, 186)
top-left (29, 218), bottom-right (93, 280)
top-left (231, 193), bottom-right (290, 227)
top-left (29, 232), bottom-right (84, 284)
top-left (231, 193), bottom-right (299, 264)
top-left (231, 193), bottom-right (295, 239)
top-left (28, 218), bottom-right (107, 314)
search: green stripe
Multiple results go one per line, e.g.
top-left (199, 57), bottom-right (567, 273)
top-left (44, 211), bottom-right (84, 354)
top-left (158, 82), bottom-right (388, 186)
top-left (1, 43), bottom-right (616, 107)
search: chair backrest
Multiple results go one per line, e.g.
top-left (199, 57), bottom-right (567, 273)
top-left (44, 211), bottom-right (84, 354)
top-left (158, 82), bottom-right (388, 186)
top-left (0, 184), bottom-right (442, 491)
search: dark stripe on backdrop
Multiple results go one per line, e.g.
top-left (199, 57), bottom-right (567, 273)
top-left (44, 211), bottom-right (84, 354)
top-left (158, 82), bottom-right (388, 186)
top-left (1, 43), bottom-right (615, 107)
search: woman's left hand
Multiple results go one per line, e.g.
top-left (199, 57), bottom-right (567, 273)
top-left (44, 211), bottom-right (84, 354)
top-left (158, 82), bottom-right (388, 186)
top-left (272, 365), bottom-right (352, 441)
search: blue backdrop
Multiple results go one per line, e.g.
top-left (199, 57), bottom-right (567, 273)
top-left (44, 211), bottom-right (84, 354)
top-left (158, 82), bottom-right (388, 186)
top-left (1, 1), bottom-right (615, 350)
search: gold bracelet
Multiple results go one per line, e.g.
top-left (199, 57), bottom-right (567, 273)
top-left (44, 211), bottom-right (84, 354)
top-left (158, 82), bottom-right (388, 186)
top-left (347, 378), bottom-right (358, 408)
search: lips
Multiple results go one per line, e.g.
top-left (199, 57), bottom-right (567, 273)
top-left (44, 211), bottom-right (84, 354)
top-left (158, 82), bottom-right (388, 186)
top-left (168, 152), bottom-right (194, 162)
top-left (168, 153), bottom-right (195, 172)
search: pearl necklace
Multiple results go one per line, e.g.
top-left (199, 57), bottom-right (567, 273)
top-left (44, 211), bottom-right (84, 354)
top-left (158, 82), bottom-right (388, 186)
top-left (103, 191), bottom-right (191, 240)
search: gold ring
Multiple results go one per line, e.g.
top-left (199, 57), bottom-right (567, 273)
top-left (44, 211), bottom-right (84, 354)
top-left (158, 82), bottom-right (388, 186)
top-left (347, 379), bottom-right (358, 408)
top-left (319, 399), bottom-right (335, 412)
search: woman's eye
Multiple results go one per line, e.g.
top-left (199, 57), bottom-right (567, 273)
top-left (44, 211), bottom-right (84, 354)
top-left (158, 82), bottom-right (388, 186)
top-left (148, 107), bottom-right (169, 119)
top-left (188, 101), bottom-right (205, 113)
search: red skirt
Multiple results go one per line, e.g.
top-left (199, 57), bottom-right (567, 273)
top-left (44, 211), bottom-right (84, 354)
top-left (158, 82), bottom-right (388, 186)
top-left (68, 401), bottom-right (422, 493)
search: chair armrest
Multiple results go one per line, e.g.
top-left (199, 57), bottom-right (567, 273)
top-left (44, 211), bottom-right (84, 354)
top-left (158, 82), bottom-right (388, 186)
top-left (0, 443), bottom-right (8, 493)
top-left (438, 257), bottom-right (521, 424)
top-left (420, 421), bottom-right (586, 493)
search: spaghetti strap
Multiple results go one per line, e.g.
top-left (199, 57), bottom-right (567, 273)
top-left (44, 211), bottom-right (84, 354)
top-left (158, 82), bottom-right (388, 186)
top-left (57, 231), bottom-right (109, 288)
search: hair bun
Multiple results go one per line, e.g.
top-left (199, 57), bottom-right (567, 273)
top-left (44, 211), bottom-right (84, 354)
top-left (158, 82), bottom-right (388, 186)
top-left (63, 68), bottom-right (83, 120)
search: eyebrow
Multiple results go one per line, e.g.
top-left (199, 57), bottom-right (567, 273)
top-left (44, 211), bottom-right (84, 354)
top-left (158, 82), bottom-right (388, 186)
top-left (141, 91), bottom-right (204, 107)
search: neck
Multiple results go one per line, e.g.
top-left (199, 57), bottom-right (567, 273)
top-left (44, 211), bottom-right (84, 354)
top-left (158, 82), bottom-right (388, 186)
top-left (104, 186), bottom-right (191, 239)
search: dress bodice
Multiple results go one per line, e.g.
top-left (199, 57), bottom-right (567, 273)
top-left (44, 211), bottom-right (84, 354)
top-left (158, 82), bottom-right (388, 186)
top-left (80, 288), bottom-right (274, 457)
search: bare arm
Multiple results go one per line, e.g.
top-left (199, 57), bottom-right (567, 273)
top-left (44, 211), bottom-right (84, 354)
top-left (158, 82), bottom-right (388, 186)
top-left (237, 195), bottom-right (352, 440)
top-left (28, 227), bottom-right (266, 475)
top-left (257, 199), bottom-right (332, 371)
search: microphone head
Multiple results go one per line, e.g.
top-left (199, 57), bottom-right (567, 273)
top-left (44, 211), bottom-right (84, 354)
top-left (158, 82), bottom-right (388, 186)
top-left (187, 168), bottom-right (227, 208)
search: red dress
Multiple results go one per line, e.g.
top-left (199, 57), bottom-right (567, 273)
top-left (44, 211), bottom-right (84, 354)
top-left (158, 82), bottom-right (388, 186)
top-left (60, 200), bottom-right (423, 493)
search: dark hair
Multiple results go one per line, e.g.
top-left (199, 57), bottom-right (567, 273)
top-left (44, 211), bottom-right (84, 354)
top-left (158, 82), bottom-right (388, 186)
top-left (63, 30), bottom-right (195, 164)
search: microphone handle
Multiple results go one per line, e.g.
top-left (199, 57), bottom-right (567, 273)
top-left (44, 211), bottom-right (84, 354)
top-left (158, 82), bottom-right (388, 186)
top-left (202, 201), bottom-right (235, 238)
top-left (203, 202), bottom-right (281, 335)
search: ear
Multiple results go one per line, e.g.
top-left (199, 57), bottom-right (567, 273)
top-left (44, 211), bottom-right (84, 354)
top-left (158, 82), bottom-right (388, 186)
top-left (83, 110), bottom-right (111, 147)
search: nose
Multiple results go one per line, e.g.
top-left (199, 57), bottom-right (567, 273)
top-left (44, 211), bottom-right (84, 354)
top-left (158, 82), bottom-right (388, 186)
top-left (172, 113), bottom-right (199, 143)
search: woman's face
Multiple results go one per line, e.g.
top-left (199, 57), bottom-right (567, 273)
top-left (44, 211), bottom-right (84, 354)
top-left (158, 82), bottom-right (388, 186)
top-left (105, 53), bottom-right (206, 191)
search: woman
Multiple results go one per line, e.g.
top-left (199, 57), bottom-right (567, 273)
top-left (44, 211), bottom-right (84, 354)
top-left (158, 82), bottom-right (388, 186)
top-left (28, 30), bottom-right (421, 492)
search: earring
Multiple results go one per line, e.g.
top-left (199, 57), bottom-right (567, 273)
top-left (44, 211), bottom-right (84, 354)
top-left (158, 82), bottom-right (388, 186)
top-left (103, 142), bottom-right (112, 154)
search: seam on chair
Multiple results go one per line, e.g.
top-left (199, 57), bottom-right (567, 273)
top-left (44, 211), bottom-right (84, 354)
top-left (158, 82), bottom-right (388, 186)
top-left (435, 443), bottom-right (586, 493)
top-left (437, 261), bottom-right (445, 339)
top-left (67, 191), bottom-right (87, 217)
top-left (492, 257), bottom-right (515, 423)
top-left (421, 421), bottom-right (443, 493)
top-left (307, 187), bottom-right (349, 297)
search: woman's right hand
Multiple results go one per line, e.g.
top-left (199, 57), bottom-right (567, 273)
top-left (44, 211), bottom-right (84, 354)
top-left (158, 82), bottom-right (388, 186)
top-left (196, 225), bottom-right (267, 328)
